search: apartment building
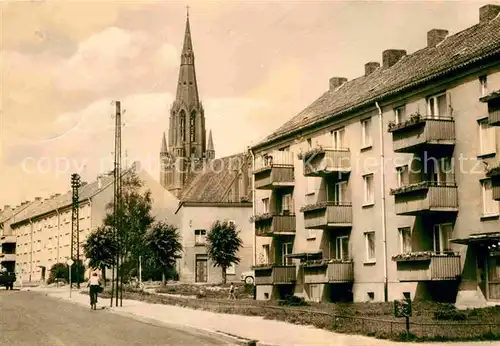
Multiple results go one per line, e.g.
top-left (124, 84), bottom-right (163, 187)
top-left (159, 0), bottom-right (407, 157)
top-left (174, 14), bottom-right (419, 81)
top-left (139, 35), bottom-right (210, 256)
top-left (249, 4), bottom-right (500, 305)
top-left (174, 153), bottom-right (254, 284)
top-left (2, 162), bottom-right (179, 283)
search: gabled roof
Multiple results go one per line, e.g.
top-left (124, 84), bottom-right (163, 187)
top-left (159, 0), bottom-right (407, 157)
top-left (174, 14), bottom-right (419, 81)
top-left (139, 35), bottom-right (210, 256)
top-left (179, 153), bottom-right (249, 204)
top-left (253, 16), bottom-right (500, 149)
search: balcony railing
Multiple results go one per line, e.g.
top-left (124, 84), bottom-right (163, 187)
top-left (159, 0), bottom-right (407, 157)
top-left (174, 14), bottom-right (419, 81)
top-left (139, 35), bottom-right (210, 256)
top-left (0, 253), bottom-right (16, 262)
top-left (388, 116), bottom-right (455, 154)
top-left (254, 151), bottom-right (295, 189)
top-left (254, 214), bottom-right (296, 237)
top-left (392, 252), bottom-right (461, 282)
top-left (390, 182), bottom-right (458, 216)
top-left (300, 201), bottom-right (352, 229)
top-left (303, 260), bottom-right (354, 284)
top-left (253, 265), bottom-right (296, 285)
top-left (299, 147), bottom-right (351, 177)
top-left (480, 90), bottom-right (500, 126)
top-left (0, 235), bottom-right (16, 244)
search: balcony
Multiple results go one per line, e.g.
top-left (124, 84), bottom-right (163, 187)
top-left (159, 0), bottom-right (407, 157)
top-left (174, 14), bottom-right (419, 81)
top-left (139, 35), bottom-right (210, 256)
top-left (479, 90), bottom-right (500, 126)
top-left (0, 235), bottom-right (16, 244)
top-left (0, 253), bottom-right (16, 262)
top-left (388, 115), bottom-right (455, 154)
top-left (391, 182), bottom-right (458, 216)
top-left (392, 252), bottom-right (461, 282)
top-left (486, 166), bottom-right (500, 201)
top-left (254, 214), bottom-right (296, 237)
top-left (253, 265), bottom-right (296, 285)
top-left (303, 260), bottom-right (354, 284)
top-left (300, 201), bottom-right (352, 229)
top-left (253, 151), bottom-right (295, 190)
top-left (299, 147), bottom-right (351, 177)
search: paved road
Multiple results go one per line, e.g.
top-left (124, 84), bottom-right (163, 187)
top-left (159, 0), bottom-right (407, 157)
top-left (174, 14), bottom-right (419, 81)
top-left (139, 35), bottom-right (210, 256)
top-left (0, 290), bottom-right (229, 345)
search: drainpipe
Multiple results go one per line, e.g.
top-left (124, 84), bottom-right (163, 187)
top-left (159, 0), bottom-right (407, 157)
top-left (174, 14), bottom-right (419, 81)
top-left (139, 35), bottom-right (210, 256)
top-left (375, 101), bottom-right (388, 302)
top-left (249, 147), bottom-right (256, 267)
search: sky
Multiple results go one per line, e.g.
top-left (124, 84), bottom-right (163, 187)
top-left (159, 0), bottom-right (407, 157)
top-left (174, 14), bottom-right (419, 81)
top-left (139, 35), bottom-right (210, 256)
top-left (0, 0), bottom-right (497, 208)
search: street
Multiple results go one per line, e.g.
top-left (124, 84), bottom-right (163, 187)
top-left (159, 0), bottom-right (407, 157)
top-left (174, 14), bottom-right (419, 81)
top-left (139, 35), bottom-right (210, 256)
top-left (0, 290), bottom-right (229, 345)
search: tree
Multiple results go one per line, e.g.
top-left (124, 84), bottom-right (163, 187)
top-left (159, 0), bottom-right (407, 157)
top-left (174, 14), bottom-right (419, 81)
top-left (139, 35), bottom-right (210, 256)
top-left (206, 220), bottom-right (243, 284)
top-left (143, 221), bottom-right (182, 284)
top-left (83, 225), bottom-right (117, 281)
top-left (103, 170), bottom-right (155, 281)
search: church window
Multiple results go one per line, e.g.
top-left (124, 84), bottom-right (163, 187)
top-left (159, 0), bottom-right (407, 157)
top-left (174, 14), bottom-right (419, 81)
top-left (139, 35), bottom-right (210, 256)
top-left (190, 112), bottom-right (196, 142)
top-left (180, 110), bottom-right (186, 142)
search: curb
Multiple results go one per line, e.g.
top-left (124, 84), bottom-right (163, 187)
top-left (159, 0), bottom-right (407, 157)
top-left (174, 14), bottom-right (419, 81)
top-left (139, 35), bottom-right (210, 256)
top-left (37, 291), bottom-right (266, 346)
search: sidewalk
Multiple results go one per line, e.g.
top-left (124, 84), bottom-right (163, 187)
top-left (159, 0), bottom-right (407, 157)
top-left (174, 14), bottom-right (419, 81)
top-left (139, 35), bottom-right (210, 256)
top-left (23, 286), bottom-right (498, 346)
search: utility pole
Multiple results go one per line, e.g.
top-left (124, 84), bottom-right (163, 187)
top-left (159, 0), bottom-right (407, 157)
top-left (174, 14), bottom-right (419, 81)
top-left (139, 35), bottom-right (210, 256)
top-left (70, 173), bottom-right (81, 288)
top-left (112, 100), bottom-right (123, 307)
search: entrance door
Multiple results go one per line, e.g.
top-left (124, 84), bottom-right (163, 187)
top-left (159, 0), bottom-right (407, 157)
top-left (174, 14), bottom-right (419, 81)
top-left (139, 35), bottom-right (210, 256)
top-left (488, 251), bottom-right (500, 300)
top-left (195, 255), bottom-right (208, 283)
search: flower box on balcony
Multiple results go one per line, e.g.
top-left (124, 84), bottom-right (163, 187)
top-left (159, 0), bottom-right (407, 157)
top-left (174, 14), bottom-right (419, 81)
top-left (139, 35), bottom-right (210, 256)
top-left (392, 251), bottom-right (458, 262)
top-left (303, 258), bottom-right (352, 268)
top-left (250, 213), bottom-right (273, 223)
top-left (297, 146), bottom-right (325, 160)
top-left (251, 264), bottom-right (274, 270)
top-left (387, 113), bottom-right (424, 133)
top-left (299, 201), bottom-right (330, 212)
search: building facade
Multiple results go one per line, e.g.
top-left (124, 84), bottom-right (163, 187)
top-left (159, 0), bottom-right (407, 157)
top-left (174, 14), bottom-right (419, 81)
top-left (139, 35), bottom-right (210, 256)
top-left (159, 11), bottom-right (215, 198)
top-left (0, 163), bottom-right (179, 284)
top-left (175, 153), bottom-right (254, 284)
top-left (250, 4), bottom-right (500, 305)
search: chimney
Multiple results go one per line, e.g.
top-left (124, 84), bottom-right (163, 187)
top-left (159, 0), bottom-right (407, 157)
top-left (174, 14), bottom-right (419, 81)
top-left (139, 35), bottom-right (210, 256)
top-left (480, 4), bottom-right (500, 24)
top-left (382, 49), bottom-right (407, 69)
top-left (427, 29), bottom-right (448, 48)
top-left (329, 77), bottom-right (347, 91)
top-left (97, 176), bottom-right (102, 189)
top-left (54, 193), bottom-right (61, 197)
top-left (3, 205), bottom-right (10, 210)
top-left (365, 62), bottom-right (380, 76)
top-left (35, 197), bottom-right (42, 201)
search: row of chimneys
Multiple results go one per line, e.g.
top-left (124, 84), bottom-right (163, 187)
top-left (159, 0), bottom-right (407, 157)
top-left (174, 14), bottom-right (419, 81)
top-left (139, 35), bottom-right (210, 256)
top-left (329, 4), bottom-right (500, 91)
top-left (1, 193), bottom-right (63, 213)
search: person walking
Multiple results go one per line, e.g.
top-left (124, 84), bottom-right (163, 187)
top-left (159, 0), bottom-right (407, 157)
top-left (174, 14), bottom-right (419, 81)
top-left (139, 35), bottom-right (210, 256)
top-left (228, 283), bottom-right (236, 300)
top-left (87, 272), bottom-right (101, 310)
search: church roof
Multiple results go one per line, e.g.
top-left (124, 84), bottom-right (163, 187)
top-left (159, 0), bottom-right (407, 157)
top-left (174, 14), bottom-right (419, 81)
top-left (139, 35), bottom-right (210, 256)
top-left (179, 153), bottom-right (249, 204)
top-left (252, 13), bottom-right (500, 149)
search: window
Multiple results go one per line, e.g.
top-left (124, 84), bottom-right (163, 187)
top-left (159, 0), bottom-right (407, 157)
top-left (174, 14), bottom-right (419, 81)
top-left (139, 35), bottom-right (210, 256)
top-left (396, 165), bottom-right (409, 188)
top-left (307, 138), bottom-right (312, 148)
top-left (480, 75), bottom-right (488, 97)
top-left (398, 227), bottom-right (412, 254)
top-left (363, 174), bottom-right (374, 205)
top-left (190, 111), bottom-right (196, 142)
top-left (336, 236), bottom-right (349, 260)
top-left (226, 263), bottom-right (236, 275)
top-left (433, 223), bottom-right (453, 253)
top-left (394, 106), bottom-right (406, 124)
top-left (479, 119), bottom-right (496, 156)
top-left (282, 242), bottom-right (293, 265)
top-left (427, 93), bottom-right (448, 118)
top-left (281, 194), bottom-right (293, 215)
top-left (427, 157), bottom-right (453, 184)
top-left (365, 232), bottom-right (376, 262)
top-left (361, 118), bottom-right (372, 148)
top-left (180, 110), bottom-right (186, 142)
top-left (262, 244), bottom-right (270, 264)
top-left (482, 179), bottom-right (499, 216)
top-left (333, 181), bottom-right (347, 204)
top-left (262, 198), bottom-right (270, 213)
top-left (194, 229), bottom-right (206, 245)
top-left (331, 128), bottom-right (345, 149)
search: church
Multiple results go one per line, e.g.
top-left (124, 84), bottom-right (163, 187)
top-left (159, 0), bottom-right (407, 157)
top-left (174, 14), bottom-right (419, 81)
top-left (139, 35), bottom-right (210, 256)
top-left (159, 11), bottom-right (254, 284)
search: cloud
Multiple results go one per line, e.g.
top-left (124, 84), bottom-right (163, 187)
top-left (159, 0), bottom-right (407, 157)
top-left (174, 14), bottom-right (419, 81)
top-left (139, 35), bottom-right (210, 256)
top-left (54, 27), bottom-right (179, 93)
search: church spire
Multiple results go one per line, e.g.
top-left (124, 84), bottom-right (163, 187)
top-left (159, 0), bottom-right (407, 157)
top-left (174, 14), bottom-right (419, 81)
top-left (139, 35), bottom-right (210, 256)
top-left (160, 132), bottom-right (168, 153)
top-left (175, 8), bottom-right (199, 105)
top-left (207, 129), bottom-right (215, 160)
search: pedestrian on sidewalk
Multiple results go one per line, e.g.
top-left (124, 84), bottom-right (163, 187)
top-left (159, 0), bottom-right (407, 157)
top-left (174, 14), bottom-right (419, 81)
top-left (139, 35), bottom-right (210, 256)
top-left (228, 283), bottom-right (236, 300)
top-left (87, 272), bottom-right (102, 310)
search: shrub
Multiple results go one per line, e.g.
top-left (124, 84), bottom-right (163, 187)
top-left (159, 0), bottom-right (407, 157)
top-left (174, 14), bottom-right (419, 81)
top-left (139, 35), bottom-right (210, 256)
top-left (277, 295), bottom-right (309, 306)
top-left (434, 306), bottom-right (467, 321)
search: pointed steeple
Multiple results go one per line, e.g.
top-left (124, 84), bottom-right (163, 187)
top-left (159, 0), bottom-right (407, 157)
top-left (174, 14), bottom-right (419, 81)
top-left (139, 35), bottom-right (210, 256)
top-left (207, 130), bottom-right (214, 151)
top-left (160, 132), bottom-right (168, 153)
top-left (175, 8), bottom-right (199, 105)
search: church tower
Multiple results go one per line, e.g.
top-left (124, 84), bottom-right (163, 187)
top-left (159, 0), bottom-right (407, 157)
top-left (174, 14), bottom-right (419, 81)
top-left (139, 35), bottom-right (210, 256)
top-left (160, 9), bottom-right (214, 196)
